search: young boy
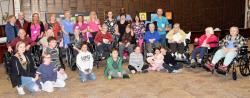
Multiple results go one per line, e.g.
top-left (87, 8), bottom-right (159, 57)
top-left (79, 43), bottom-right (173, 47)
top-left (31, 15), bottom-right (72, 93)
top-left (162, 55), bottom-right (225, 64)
top-left (44, 37), bottom-right (67, 81)
top-left (160, 47), bottom-right (182, 73)
top-left (76, 43), bottom-right (96, 82)
top-left (37, 54), bottom-right (66, 92)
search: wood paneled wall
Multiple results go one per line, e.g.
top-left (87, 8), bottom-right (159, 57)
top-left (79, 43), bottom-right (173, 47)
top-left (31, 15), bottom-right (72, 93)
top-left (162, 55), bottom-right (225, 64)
top-left (19, 0), bottom-right (245, 31)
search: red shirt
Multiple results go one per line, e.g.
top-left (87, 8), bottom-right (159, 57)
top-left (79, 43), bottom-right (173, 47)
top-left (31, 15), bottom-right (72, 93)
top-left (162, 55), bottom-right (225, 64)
top-left (196, 34), bottom-right (218, 48)
top-left (94, 31), bottom-right (113, 44)
top-left (7, 37), bottom-right (36, 48)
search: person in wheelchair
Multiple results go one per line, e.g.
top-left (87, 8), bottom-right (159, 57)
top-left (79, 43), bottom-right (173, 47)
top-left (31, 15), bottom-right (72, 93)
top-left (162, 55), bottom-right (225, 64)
top-left (144, 23), bottom-right (161, 56)
top-left (10, 41), bottom-right (40, 95)
top-left (166, 23), bottom-right (187, 59)
top-left (70, 26), bottom-right (85, 52)
top-left (94, 24), bottom-right (114, 59)
top-left (39, 29), bottom-right (55, 48)
top-left (190, 27), bottom-right (218, 66)
top-left (205, 26), bottom-right (246, 72)
top-left (7, 29), bottom-right (36, 53)
top-left (118, 24), bottom-right (136, 59)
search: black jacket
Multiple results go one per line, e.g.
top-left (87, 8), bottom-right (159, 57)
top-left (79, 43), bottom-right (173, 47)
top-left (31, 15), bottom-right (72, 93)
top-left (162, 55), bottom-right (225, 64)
top-left (10, 52), bottom-right (36, 87)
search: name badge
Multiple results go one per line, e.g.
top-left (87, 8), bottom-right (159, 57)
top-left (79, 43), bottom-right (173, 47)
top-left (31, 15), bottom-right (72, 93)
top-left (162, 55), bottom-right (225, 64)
top-left (162, 24), bottom-right (165, 28)
top-left (34, 30), bottom-right (38, 34)
top-left (110, 22), bottom-right (114, 26)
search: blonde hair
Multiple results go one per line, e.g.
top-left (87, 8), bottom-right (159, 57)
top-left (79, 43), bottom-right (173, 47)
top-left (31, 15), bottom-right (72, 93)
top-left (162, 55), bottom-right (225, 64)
top-left (89, 11), bottom-right (97, 21)
top-left (7, 15), bottom-right (16, 22)
top-left (15, 41), bottom-right (26, 53)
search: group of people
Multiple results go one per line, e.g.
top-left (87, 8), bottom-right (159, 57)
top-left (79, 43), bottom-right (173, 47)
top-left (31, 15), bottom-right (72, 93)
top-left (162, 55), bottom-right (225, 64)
top-left (4, 7), bottom-right (247, 95)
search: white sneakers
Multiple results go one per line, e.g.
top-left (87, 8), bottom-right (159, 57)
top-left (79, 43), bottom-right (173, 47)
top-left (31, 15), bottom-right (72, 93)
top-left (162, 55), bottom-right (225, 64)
top-left (16, 86), bottom-right (25, 95)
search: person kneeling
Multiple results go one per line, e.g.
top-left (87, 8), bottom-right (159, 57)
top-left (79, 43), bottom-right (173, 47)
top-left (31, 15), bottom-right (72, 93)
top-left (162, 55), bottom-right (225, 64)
top-left (37, 54), bottom-right (66, 93)
top-left (76, 43), bottom-right (96, 83)
top-left (128, 46), bottom-right (149, 74)
top-left (104, 49), bottom-right (129, 79)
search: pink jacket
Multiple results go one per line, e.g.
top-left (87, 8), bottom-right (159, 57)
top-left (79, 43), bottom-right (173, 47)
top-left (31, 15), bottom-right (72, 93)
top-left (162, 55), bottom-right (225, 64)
top-left (196, 34), bottom-right (218, 48)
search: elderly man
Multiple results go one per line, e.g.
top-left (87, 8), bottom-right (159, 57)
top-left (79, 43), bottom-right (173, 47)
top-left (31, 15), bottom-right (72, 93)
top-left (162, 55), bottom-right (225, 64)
top-left (15, 12), bottom-right (29, 32)
top-left (144, 23), bottom-right (161, 54)
top-left (7, 29), bottom-right (36, 52)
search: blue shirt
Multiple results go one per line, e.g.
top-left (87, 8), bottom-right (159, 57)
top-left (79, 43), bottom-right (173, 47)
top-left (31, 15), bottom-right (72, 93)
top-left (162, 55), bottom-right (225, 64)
top-left (152, 16), bottom-right (169, 35)
top-left (226, 39), bottom-right (235, 49)
top-left (61, 19), bottom-right (74, 47)
top-left (61, 19), bottom-right (74, 34)
top-left (5, 23), bottom-right (18, 42)
top-left (144, 31), bottom-right (161, 43)
top-left (37, 64), bottom-right (57, 83)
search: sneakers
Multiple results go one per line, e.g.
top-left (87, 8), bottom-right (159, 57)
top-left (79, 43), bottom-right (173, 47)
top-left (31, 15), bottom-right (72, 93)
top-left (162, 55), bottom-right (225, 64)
top-left (108, 76), bottom-right (112, 80)
top-left (131, 70), bottom-right (136, 74)
top-left (173, 69), bottom-right (182, 73)
top-left (197, 59), bottom-right (202, 64)
top-left (16, 86), bottom-right (25, 95)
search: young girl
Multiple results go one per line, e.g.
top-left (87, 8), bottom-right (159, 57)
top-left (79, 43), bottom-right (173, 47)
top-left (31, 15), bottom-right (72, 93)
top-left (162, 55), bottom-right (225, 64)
top-left (10, 41), bottom-right (40, 95)
top-left (128, 46), bottom-right (149, 74)
top-left (37, 54), bottom-right (66, 92)
top-left (76, 43), bottom-right (96, 82)
top-left (147, 48), bottom-right (164, 71)
top-left (118, 24), bottom-right (135, 59)
top-left (104, 49), bottom-right (129, 79)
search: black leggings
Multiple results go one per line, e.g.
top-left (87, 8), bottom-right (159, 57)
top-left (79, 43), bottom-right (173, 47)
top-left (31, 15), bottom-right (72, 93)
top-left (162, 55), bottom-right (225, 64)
top-left (163, 63), bottom-right (182, 73)
top-left (169, 43), bottom-right (185, 53)
top-left (128, 65), bottom-right (149, 72)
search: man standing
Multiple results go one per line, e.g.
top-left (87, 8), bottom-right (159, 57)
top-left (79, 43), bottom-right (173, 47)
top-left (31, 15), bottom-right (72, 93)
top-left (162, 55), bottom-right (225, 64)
top-left (152, 8), bottom-right (169, 48)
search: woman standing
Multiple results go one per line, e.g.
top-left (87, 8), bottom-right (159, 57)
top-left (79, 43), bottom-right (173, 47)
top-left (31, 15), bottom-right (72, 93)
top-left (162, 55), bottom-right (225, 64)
top-left (27, 13), bottom-right (45, 42)
top-left (5, 15), bottom-right (18, 42)
top-left (132, 15), bottom-right (145, 47)
top-left (45, 14), bottom-right (61, 40)
top-left (87, 11), bottom-right (101, 44)
top-left (74, 15), bottom-right (88, 41)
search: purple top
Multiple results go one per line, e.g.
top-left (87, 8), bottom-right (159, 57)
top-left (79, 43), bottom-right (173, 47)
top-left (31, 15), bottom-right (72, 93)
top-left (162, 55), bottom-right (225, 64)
top-left (132, 22), bottom-right (145, 40)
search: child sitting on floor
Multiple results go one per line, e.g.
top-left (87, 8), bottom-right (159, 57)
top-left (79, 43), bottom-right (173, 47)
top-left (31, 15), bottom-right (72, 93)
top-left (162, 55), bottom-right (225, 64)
top-left (36, 53), bottom-right (66, 92)
top-left (76, 43), bottom-right (96, 83)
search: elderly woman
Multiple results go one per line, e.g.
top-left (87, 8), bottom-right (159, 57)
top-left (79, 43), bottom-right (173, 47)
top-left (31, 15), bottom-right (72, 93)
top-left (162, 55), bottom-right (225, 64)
top-left (190, 27), bottom-right (218, 65)
top-left (166, 23), bottom-right (186, 59)
top-left (205, 26), bottom-right (246, 72)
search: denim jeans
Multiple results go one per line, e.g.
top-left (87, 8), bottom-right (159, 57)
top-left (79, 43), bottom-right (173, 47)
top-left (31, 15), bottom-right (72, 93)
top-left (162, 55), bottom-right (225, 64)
top-left (79, 71), bottom-right (96, 82)
top-left (160, 34), bottom-right (167, 48)
top-left (21, 76), bottom-right (39, 92)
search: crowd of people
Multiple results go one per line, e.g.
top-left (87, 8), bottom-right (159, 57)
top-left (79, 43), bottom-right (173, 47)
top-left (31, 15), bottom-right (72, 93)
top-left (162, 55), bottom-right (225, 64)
top-left (4, 7), bottom-right (247, 95)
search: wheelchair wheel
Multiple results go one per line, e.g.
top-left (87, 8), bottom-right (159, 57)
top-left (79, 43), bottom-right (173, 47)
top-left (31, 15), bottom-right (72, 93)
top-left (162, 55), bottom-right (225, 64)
top-left (239, 56), bottom-right (250, 76)
top-left (232, 65), bottom-right (237, 80)
top-left (66, 48), bottom-right (73, 70)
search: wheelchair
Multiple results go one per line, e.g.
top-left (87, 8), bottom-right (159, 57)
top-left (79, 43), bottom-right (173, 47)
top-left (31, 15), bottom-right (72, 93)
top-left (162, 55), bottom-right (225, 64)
top-left (168, 39), bottom-right (191, 64)
top-left (211, 46), bottom-right (250, 80)
top-left (191, 41), bottom-right (219, 68)
top-left (66, 43), bottom-right (78, 71)
top-left (3, 52), bottom-right (13, 77)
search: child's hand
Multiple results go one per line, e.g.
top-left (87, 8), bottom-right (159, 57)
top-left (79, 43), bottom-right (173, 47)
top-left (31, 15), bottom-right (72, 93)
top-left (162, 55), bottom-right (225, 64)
top-left (59, 68), bottom-right (65, 74)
